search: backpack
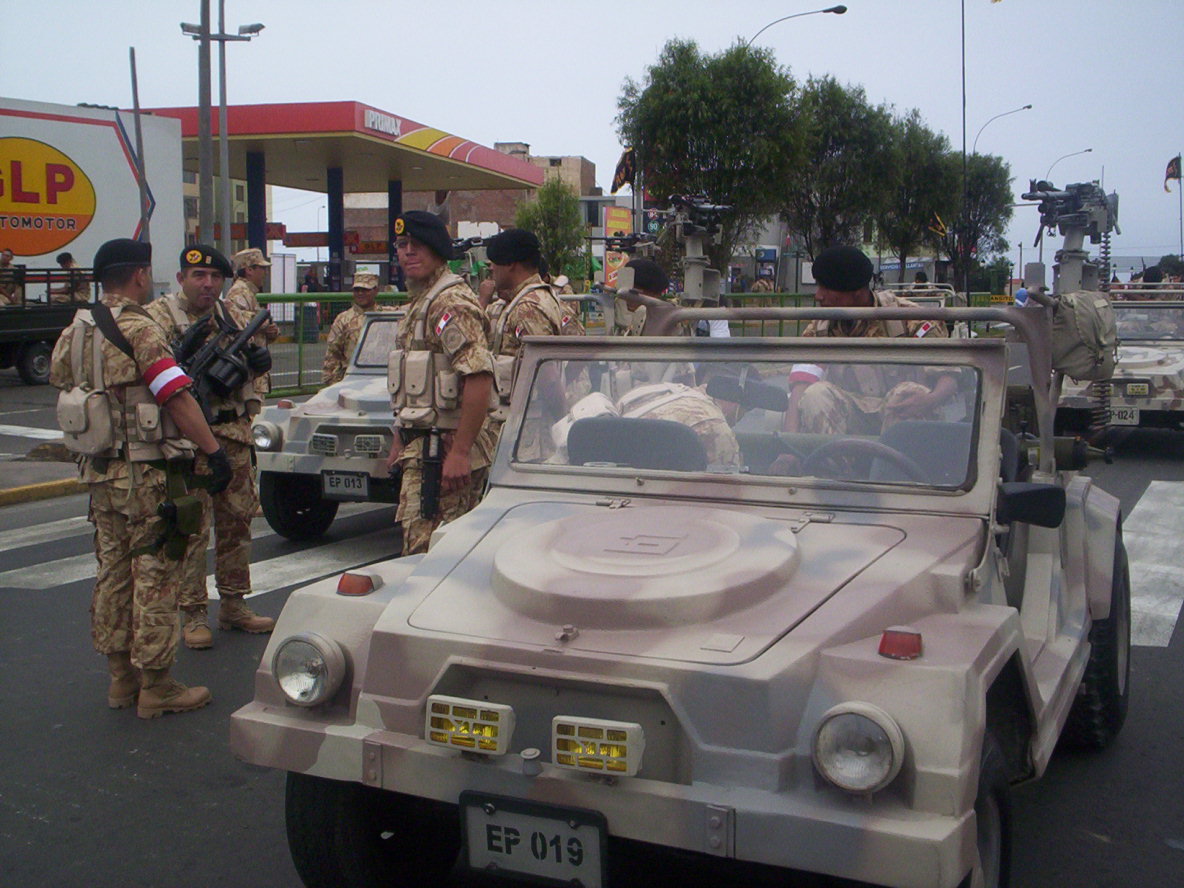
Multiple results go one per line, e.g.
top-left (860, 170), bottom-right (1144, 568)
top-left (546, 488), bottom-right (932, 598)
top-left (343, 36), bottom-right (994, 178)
top-left (56, 310), bottom-right (117, 455)
top-left (1050, 290), bottom-right (1118, 382)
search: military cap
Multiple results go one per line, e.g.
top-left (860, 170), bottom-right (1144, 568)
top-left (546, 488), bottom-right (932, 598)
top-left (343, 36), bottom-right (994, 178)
top-left (625, 258), bottom-right (669, 294)
top-left (180, 244), bottom-right (233, 277)
top-left (392, 210), bottom-right (451, 260)
top-left (352, 272), bottom-right (379, 289)
top-left (93, 238), bottom-right (151, 279)
top-left (233, 247), bottom-right (271, 270)
top-left (812, 245), bottom-right (874, 292)
top-left (486, 228), bottom-right (541, 266)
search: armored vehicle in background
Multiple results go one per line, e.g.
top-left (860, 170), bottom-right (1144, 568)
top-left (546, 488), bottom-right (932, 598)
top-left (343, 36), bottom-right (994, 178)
top-left (231, 299), bottom-right (1128, 888)
top-left (252, 312), bottom-right (401, 541)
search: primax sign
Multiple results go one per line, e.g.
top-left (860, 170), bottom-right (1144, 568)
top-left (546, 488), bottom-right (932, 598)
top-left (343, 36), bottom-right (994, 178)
top-left (363, 109), bottom-right (402, 138)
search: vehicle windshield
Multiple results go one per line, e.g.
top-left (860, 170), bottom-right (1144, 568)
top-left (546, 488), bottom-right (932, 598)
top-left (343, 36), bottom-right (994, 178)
top-left (513, 356), bottom-right (981, 490)
top-left (355, 316), bottom-right (401, 366)
top-left (1114, 304), bottom-right (1184, 341)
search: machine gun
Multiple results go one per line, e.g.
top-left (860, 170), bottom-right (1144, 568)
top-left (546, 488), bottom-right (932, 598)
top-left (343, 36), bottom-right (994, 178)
top-left (1021, 180), bottom-right (1120, 294)
top-left (174, 306), bottom-right (272, 423)
top-left (604, 232), bottom-right (657, 255)
top-left (667, 194), bottom-right (733, 305)
top-left (451, 236), bottom-right (486, 259)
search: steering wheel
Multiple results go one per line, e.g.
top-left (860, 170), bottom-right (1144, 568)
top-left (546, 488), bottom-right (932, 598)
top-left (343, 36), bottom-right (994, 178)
top-left (800, 437), bottom-right (927, 482)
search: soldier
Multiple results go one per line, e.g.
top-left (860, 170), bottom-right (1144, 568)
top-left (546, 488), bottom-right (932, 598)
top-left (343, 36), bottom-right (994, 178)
top-left (0, 247), bottom-right (19, 306)
top-left (147, 245), bottom-right (275, 649)
top-left (50, 252), bottom-right (92, 303)
top-left (322, 272), bottom-right (395, 386)
top-left (613, 257), bottom-right (670, 336)
top-left (49, 238), bottom-right (232, 718)
top-left (228, 247), bottom-right (280, 395)
top-left (616, 380), bottom-right (742, 469)
top-left (484, 228), bottom-right (584, 458)
top-left (384, 211), bottom-right (495, 556)
top-left (784, 245), bottom-right (956, 435)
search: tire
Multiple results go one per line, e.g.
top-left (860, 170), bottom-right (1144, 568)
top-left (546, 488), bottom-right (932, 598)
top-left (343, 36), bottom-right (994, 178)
top-left (17, 341), bottom-right (52, 385)
top-left (259, 472), bottom-right (339, 541)
top-left (973, 732), bottom-right (1012, 888)
top-left (285, 772), bottom-right (460, 888)
top-left (1061, 526), bottom-right (1131, 749)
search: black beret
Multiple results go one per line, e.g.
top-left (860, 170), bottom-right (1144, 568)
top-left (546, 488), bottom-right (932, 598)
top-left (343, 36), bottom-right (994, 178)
top-left (812, 246), bottom-right (874, 292)
top-left (393, 210), bottom-right (451, 260)
top-left (179, 244), bottom-right (233, 277)
top-left (486, 228), bottom-right (541, 266)
top-left (93, 238), bottom-right (151, 279)
top-left (625, 258), bottom-right (669, 294)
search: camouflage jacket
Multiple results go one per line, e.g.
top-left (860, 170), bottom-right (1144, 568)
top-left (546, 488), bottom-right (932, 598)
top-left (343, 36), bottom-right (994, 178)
top-left (618, 383), bottom-right (741, 469)
top-left (323, 303), bottom-right (397, 386)
top-left (488, 274), bottom-right (580, 356)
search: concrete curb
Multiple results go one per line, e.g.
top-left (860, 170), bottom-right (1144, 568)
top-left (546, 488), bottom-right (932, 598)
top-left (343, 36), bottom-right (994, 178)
top-left (0, 477), bottom-right (86, 507)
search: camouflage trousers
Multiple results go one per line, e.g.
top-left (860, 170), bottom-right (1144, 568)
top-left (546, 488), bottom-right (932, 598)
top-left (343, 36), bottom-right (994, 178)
top-left (799, 380), bottom-right (935, 435)
top-left (88, 468), bottom-right (180, 670)
top-left (396, 461), bottom-right (488, 556)
top-left (179, 438), bottom-right (258, 608)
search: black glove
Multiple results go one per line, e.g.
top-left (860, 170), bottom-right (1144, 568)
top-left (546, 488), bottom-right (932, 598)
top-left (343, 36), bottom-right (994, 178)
top-left (206, 447), bottom-right (232, 495)
top-left (243, 343), bottom-right (272, 375)
top-left (174, 315), bottom-right (212, 365)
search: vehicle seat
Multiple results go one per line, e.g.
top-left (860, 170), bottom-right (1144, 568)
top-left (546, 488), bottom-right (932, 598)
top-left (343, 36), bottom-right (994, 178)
top-left (871, 420), bottom-right (974, 486)
top-left (999, 428), bottom-right (1020, 483)
top-left (567, 416), bottom-right (708, 471)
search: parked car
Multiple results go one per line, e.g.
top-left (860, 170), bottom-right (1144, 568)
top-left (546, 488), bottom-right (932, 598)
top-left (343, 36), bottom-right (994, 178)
top-left (232, 304), bottom-right (1128, 888)
top-left (252, 311), bottom-right (402, 541)
top-left (1057, 299), bottom-right (1184, 432)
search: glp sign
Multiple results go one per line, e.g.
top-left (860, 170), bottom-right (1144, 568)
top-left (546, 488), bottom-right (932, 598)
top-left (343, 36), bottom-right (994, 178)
top-left (0, 137), bottom-right (96, 255)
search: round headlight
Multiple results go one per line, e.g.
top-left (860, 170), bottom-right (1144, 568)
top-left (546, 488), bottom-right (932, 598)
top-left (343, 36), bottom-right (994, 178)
top-left (813, 703), bottom-right (904, 794)
top-left (253, 421), bottom-right (282, 451)
top-left (272, 632), bottom-right (346, 707)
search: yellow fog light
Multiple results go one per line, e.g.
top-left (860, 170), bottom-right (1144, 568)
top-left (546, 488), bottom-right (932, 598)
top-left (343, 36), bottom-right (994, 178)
top-left (425, 695), bottom-right (515, 756)
top-left (552, 717), bottom-right (645, 777)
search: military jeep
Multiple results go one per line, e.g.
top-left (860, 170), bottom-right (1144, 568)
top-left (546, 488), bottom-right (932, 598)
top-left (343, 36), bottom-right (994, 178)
top-left (252, 311), bottom-right (402, 541)
top-left (232, 304), bottom-right (1128, 888)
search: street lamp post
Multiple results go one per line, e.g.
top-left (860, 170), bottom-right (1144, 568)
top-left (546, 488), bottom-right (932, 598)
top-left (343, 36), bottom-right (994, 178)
top-left (181, 2), bottom-right (263, 257)
top-left (972, 103), bottom-right (1032, 154)
top-left (746, 5), bottom-right (847, 46)
top-left (1045, 148), bottom-right (1093, 182)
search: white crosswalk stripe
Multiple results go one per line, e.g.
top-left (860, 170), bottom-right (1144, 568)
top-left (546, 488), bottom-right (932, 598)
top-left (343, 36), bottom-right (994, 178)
top-left (1123, 480), bottom-right (1184, 647)
top-left (0, 423), bottom-right (65, 441)
top-left (0, 503), bottom-right (395, 596)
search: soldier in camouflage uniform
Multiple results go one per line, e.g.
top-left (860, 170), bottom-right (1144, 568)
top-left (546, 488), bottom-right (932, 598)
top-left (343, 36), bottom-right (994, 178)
top-left (0, 247), bottom-right (20, 306)
top-left (147, 245), bottom-right (275, 649)
top-left (228, 247), bottom-right (280, 395)
top-left (322, 272), bottom-right (396, 385)
top-left (50, 238), bottom-right (231, 718)
top-left (786, 246), bottom-right (957, 435)
top-left (617, 380), bottom-right (742, 469)
top-left (485, 229), bottom-right (585, 460)
top-left (385, 211), bottom-right (496, 556)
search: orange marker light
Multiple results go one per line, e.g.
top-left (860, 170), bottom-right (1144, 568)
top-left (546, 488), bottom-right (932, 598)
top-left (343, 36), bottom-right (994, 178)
top-left (277, 399), bottom-right (295, 409)
top-left (337, 572), bottom-right (376, 596)
top-left (878, 627), bottom-right (923, 660)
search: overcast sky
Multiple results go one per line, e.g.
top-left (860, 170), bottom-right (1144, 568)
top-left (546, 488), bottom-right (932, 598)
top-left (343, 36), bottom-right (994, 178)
top-left (5, 0), bottom-right (1183, 269)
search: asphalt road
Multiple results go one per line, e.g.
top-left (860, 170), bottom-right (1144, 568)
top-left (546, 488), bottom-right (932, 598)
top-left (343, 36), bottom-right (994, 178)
top-left (1, 371), bottom-right (1182, 887)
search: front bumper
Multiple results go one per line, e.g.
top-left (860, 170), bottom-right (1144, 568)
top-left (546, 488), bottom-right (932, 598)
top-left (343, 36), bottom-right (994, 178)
top-left (231, 702), bottom-right (975, 888)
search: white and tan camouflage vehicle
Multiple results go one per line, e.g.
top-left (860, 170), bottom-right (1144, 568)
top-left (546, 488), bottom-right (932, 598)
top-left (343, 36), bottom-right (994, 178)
top-left (232, 303), bottom-right (1129, 888)
top-left (1058, 300), bottom-right (1184, 432)
top-left (252, 312), bottom-right (402, 541)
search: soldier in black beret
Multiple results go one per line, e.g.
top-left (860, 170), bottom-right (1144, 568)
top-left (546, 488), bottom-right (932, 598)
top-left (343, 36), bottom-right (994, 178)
top-left (93, 238), bottom-right (152, 283)
top-left (486, 228), bottom-right (542, 266)
top-left (392, 210), bottom-right (453, 262)
top-left (179, 243), bottom-right (233, 278)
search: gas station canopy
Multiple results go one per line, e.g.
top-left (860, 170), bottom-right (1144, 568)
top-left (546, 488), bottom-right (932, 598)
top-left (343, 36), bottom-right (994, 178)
top-left (147, 100), bottom-right (544, 193)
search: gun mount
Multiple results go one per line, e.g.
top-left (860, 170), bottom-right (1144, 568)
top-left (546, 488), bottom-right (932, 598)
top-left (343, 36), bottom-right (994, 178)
top-left (1022, 180), bottom-right (1120, 295)
top-left (668, 194), bottom-right (732, 305)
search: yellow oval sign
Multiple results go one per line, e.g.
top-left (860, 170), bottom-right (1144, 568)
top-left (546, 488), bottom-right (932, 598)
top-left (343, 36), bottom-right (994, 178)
top-left (0, 137), bottom-right (97, 256)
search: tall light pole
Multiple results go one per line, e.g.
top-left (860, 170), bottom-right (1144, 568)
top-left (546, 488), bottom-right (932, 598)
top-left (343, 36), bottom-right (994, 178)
top-left (181, 3), bottom-right (263, 257)
top-left (1045, 148), bottom-right (1093, 182)
top-left (972, 103), bottom-right (1032, 154)
top-left (746, 5), bottom-right (847, 46)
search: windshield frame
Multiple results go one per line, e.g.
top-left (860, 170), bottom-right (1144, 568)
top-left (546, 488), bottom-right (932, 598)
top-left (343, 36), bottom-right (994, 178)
top-left (1112, 300), bottom-right (1184, 343)
top-left (353, 312), bottom-right (404, 370)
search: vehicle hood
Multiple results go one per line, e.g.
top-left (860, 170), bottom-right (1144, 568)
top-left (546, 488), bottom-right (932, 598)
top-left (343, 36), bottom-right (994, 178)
top-left (274, 374), bottom-right (390, 420)
top-left (401, 500), bottom-right (972, 665)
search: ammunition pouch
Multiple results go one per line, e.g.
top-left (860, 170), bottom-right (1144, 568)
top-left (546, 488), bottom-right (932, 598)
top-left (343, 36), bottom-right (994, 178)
top-left (389, 348), bottom-right (464, 430)
top-left (58, 386), bottom-right (116, 456)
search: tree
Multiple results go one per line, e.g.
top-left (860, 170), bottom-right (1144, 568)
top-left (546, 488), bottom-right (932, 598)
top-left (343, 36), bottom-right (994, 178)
top-left (780, 76), bottom-right (896, 259)
top-left (875, 110), bottom-right (959, 282)
top-left (617, 40), bottom-right (800, 272)
top-left (937, 152), bottom-right (1014, 291)
top-left (515, 178), bottom-right (586, 281)
top-left (1158, 254), bottom-right (1184, 278)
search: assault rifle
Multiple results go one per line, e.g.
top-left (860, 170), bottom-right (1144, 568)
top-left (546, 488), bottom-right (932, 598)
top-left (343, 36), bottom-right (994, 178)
top-left (173, 305), bottom-right (272, 423)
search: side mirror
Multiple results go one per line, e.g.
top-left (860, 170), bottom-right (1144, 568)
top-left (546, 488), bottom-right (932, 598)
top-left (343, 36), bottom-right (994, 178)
top-left (996, 481), bottom-right (1066, 528)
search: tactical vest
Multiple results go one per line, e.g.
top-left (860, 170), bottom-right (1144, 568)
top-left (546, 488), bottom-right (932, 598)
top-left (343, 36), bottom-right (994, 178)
top-left (491, 282), bottom-right (566, 411)
top-left (388, 272), bottom-right (495, 430)
top-left (161, 294), bottom-right (258, 418)
top-left (56, 307), bottom-right (193, 461)
top-left (617, 382), bottom-right (697, 419)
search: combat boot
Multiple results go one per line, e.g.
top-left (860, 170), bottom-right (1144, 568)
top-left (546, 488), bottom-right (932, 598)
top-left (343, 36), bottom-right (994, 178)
top-left (217, 595), bottom-right (275, 634)
top-left (136, 669), bottom-right (212, 719)
top-left (182, 605), bottom-right (213, 650)
top-left (107, 651), bottom-right (140, 709)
